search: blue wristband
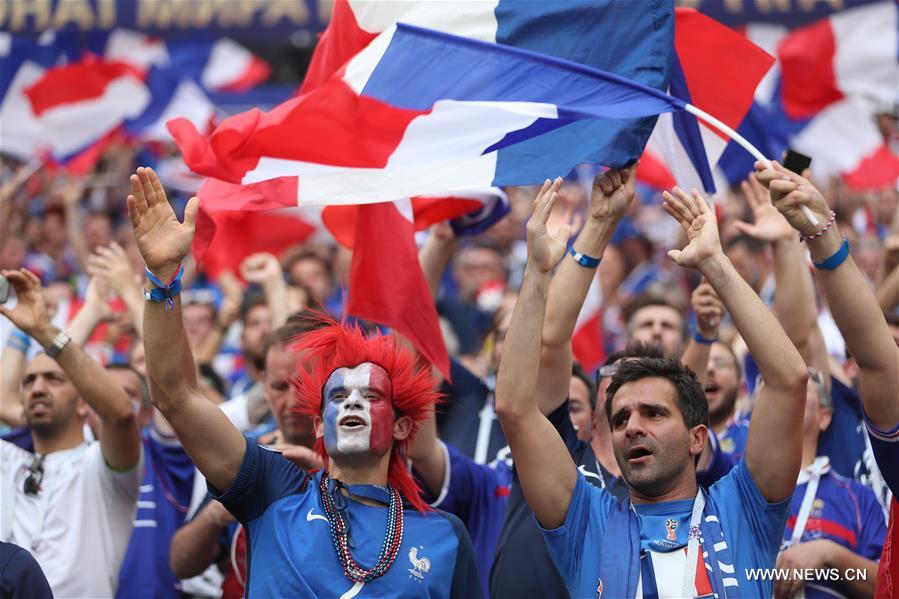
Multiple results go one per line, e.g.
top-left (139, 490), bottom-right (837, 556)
top-left (569, 246), bottom-right (601, 268)
top-left (145, 265), bottom-right (184, 311)
top-left (812, 237), bottom-right (850, 271)
top-left (10, 329), bottom-right (31, 349)
top-left (693, 331), bottom-right (718, 345)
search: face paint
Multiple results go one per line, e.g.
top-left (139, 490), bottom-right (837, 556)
top-left (322, 363), bottom-right (394, 457)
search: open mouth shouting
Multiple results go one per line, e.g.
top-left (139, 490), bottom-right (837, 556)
top-left (626, 445), bottom-right (653, 465)
top-left (338, 414), bottom-right (369, 431)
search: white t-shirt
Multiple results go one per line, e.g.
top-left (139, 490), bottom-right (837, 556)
top-left (0, 440), bottom-right (141, 598)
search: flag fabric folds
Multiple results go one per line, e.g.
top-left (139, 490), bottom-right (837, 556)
top-left (169, 22), bottom-right (683, 207)
top-left (172, 0), bottom-right (677, 378)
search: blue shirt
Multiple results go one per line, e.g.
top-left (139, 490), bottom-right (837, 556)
top-left (490, 400), bottom-right (627, 599)
top-left (426, 442), bottom-right (512, 596)
top-left (116, 432), bottom-right (196, 599)
top-left (783, 469), bottom-right (885, 599)
top-left (718, 416), bottom-right (750, 463)
top-left (212, 439), bottom-right (483, 598)
top-left (437, 359), bottom-right (506, 464)
top-left (542, 459), bottom-right (791, 598)
top-left (0, 542), bottom-right (52, 599)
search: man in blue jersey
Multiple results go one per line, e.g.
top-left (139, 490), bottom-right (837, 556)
top-left (775, 368), bottom-right (884, 598)
top-left (497, 180), bottom-right (808, 597)
top-left (755, 161), bottom-right (899, 597)
top-left (111, 363), bottom-right (196, 599)
top-left (128, 167), bottom-right (481, 598)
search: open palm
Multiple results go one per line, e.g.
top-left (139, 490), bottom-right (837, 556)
top-left (126, 167), bottom-right (199, 281)
top-left (662, 187), bottom-right (722, 269)
top-left (527, 178), bottom-right (571, 272)
top-left (734, 174), bottom-right (792, 242)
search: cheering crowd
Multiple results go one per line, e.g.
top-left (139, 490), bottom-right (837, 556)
top-left (0, 116), bottom-right (898, 598)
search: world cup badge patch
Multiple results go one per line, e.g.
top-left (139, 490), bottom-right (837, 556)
top-left (665, 518), bottom-right (678, 541)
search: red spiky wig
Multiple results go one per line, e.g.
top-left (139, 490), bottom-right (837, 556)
top-left (290, 312), bottom-right (441, 513)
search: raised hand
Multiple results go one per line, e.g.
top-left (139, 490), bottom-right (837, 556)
top-left (126, 167), bottom-right (199, 282)
top-left (754, 161), bottom-right (831, 238)
top-left (662, 187), bottom-right (722, 269)
top-left (0, 269), bottom-right (51, 338)
top-left (87, 241), bottom-right (140, 296)
top-left (588, 164), bottom-right (637, 222)
top-left (526, 178), bottom-right (571, 273)
top-left (692, 281), bottom-right (724, 338)
top-left (734, 173), bottom-right (793, 243)
top-left (240, 252), bottom-right (283, 286)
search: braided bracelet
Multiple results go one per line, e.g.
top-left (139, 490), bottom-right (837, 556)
top-left (145, 264), bottom-right (184, 311)
top-left (800, 211), bottom-right (836, 242)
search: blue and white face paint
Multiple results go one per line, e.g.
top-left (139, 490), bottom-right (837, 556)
top-left (322, 362), bottom-right (394, 458)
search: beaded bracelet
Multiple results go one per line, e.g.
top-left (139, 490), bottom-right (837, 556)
top-left (800, 211), bottom-right (836, 242)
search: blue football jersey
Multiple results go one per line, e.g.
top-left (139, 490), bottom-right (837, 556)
top-left (212, 439), bottom-right (482, 598)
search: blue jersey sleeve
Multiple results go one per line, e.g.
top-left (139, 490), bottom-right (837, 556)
top-left (209, 437), bottom-right (310, 523)
top-left (539, 470), bottom-right (611, 587)
top-left (697, 429), bottom-right (737, 488)
top-left (864, 413), bottom-right (899, 495)
top-left (0, 543), bottom-right (53, 599)
top-left (434, 442), bottom-right (509, 522)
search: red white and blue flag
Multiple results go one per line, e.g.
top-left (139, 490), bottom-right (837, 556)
top-left (718, 0), bottom-right (899, 190)
top-left (168, 0), bottom-right (681, 377)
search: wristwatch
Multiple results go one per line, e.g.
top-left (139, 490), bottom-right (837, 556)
top-left (45, 331), bottom-right (71, 359)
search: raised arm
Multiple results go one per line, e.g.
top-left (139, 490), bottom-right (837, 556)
top-left (735, 173), bottom-right (828, 383)
top-left (127, 167), bottom-right (245, 491)
top-left (86, 241), bottom-right (145, 339)
top-left (495, 178), bottom-right (577, 529)
top-left (663, 187), bottom-right (808, 502)
top-left (241, 252), bottom-right (290, 329)
top-left (680, 281), bottom-right (724, 387)
top-left (756, 162), bottom-right (899, 430)
top-left (419, 222), bottom-right (457, 303)
top-left (538, 167), bottom-right (635, 413)
top-left (0, 268), bottom-right (141, 470)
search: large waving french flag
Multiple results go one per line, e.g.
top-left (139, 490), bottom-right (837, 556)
top-left (170, 24), bottom-right (683, 206)
top-left (718, 0), bottom-right (898, 190)
top-left (643, 8), bottom-right (775, 195)
top-left (170, 1), bottom-right (676, 205)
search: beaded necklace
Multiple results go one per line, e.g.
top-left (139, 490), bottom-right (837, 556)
top-left (318, 473), bottom-right (405, 583)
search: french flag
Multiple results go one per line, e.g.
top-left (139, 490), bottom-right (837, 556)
top-left (100, 29), bottom-right (270, 93)
top-left (124, 67), bottom-right (217, 143)
top-left (720, 0), bottom-right (899, 190)
top-left (21, 59), bottom-right (151, 160)
top-left (168, 23), bottom-right (683, 204)
top-left (321, 189), bottom-right (508, 249)
top-left (643, 8), bottom-right (775, 195)
top-left (171, 0), bottom-right (678, 378)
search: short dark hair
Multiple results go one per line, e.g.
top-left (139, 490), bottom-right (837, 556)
top-left (571, 361), bottom-right (597, 410)
top-left (240, 288), bottom-right (269, 324)
top-left (622, 295), bottom-right (687, 339)
top-left (724, 234), bottom-right (766, 255)
top-left (105, 362), bottom-right (150, 409)
top-left (604, 357), bottom-right (708, 430)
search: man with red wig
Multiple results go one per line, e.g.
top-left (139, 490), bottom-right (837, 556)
top-left (126, 167), bottom-right (482, 598)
